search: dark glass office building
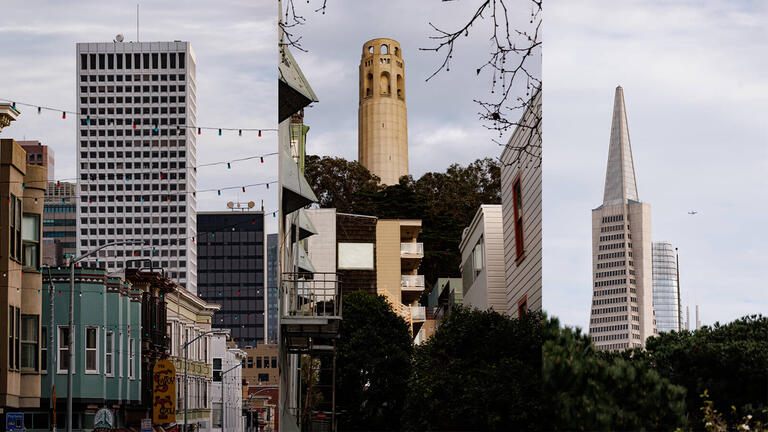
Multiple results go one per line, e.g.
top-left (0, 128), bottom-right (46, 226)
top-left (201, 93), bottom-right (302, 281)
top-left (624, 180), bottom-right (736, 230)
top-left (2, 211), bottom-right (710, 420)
top-left (197, 211), bottom-right (266, 346)
top-left (267, 233), bottom-right (278, 343)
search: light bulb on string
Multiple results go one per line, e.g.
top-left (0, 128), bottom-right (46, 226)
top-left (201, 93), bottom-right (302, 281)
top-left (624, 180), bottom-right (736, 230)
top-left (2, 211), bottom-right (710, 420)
top-left (260, 157), bottom-right (264, 163)
top-left (217, 190), bottom-right (221, 196)
top-left (11, 102), bottom-right (15, 109)
top-left (258, 130), bottom-right (262, 137)
top-left (238, 130), bottom-right (242, 136)
top-left (62, 112), bottom-right (66, 119)
top-left (133, 124), bottom-right (137, 130)
top-left (218, 129), bottom-right (222, 136)
top-left (197, 128), bottom-right (201, 135)
top-left (86, 115), bottom-right (91, 125)
top-left (227, 162), bottom-right (231, 169)
top-left (242, 187), bottom-right (245, 192)
top-left (37, 107), bottom-right (41, 114)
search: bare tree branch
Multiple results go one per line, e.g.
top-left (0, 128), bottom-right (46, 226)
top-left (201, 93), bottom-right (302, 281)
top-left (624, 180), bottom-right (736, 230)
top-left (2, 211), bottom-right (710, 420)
top-left (421, 0), bottom-right (543, 165)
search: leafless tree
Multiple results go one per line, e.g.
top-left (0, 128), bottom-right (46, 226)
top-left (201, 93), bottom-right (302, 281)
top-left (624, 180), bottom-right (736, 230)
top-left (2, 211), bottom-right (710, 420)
top-left (279, 0), bottom-right (542, 167)
top-left (421, 0), bottom-right (542, 167)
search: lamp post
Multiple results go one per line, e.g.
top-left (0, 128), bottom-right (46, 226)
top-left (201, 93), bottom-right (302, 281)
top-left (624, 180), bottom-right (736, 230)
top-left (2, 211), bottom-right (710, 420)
top-left (182, 330), bottom-right (226, 432)
top-left (65, 240), bottom-right (146, 432)
top-left (42, 266), bottom-right (55, 432)
top-left (221, 362), bottom-right (243, 432)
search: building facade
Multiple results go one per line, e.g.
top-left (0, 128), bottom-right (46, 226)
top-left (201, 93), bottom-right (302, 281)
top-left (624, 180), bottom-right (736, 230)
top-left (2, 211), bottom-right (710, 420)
top-left (211, 333), bottom-right (246, 432)
top-left (0, 137), bottom-right (45, 416)
top-left (17, 141), bottom-right (54, 181)
top-left (501, 89), bottom-right (543, 317)
top-left (43, 181), bottom-right (77, 266)
top-left (165, 281), bottom-right (219, 431)
top-left (34, 268), bottom-right (142, 431)
top-left (197, 211), bottom-right (267, 346)
top-left (76, 41), bottom-right (198, 292)
top-left (460, 205), bottom-right (506, 312)
top-left (358, 38), bottom-right (408, 185)
top-left (589, 86), bottom-right (655, 351)
top-left (242, 344), bottom-right (278, 387)
top-left (266, 233), bottom-right (278, 344)
top-left (652, 241), bottom-right (682, 333)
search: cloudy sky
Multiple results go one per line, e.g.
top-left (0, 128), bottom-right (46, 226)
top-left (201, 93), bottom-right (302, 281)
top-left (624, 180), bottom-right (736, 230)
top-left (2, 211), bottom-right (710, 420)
top-left (0, 0), bottom-right (278, 232)
top-left (544, 0), bottom-right (768, 330)
top-left (286, 0), bottom-right (540, 177)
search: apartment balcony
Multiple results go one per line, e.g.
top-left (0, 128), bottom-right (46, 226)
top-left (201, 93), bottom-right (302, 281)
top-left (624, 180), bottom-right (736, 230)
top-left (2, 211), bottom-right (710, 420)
top-left (281, 272), bottom-right (342, 354)
top-left (400, 242), bottom-right (424, 259)
top-left (410, 306), bottom-right (426, 321)
top-left (401, 274), bottom-right (425, 304)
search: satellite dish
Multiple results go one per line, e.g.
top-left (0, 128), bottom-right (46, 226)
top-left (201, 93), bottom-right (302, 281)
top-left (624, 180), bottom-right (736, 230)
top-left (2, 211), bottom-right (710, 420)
top-left (248, 201), bottom-right (255, 209)
top-left (227, 201), bottom-right (235, 209)
top-left (115, 34), bottom-right (124, 42)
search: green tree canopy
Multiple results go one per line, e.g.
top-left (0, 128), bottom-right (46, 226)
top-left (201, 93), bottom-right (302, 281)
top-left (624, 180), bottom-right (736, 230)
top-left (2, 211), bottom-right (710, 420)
top-left (405, 307), bottom-right (544, 431)
top-left (336, 291), bottom-right (413, 431)
top-left (542, 316), bottom-right (687, 431)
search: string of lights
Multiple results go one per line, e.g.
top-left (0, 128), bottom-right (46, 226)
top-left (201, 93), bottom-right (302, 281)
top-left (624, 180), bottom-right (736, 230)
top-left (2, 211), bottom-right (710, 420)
top-left (0, 98), bottom-right (277, 135)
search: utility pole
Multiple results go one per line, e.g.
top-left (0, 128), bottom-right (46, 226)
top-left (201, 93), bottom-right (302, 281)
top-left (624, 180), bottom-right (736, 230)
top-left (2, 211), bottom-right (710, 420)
top-left (44, 266), bottom-right (56, 432)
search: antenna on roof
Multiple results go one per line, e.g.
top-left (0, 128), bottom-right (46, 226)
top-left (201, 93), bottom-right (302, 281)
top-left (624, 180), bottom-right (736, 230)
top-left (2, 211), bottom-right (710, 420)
top-left (136, 4), bottom-right (140, 42)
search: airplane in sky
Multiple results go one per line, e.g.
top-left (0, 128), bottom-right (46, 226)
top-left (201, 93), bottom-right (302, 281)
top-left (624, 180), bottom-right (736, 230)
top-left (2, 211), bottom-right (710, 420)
top-left (688, 210), bottom-right (698, 215)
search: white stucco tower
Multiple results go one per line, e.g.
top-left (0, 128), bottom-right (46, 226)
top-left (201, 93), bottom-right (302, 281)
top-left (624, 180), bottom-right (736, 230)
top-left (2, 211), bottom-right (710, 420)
top-left (589, 86), bottom-right (654, 351)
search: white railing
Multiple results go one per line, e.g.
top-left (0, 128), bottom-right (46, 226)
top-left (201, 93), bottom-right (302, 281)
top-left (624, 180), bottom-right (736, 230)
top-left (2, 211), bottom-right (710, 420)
top-left (410, 306), bottom-right (426, 321)
top-left (400, 242), bottom-right (424, 255)
top-left (401, 274), bottom-right (425, 289)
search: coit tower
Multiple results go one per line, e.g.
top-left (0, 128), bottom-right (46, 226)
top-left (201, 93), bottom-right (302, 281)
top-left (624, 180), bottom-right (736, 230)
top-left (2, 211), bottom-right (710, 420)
top-left (358, 38), bottom-right (408, 185)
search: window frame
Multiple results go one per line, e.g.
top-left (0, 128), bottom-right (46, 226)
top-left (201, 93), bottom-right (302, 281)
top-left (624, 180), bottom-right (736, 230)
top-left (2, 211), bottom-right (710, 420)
top-left (57, 326), bottom-right (70, 374)
top-left (84, 326), bottom-right (99, 373)
top-left (512, 173), bottom-right (526, 264)
top-left (20, 314), bottom-right (39, 372)
top-left (105, 330), bottom-right (114, 377)
top-left (128, 338), bottom-right (135, 379)
top-left (41, 326), bottom-right (48, 373)
top-left (22, 213), bottom-right (41, 270)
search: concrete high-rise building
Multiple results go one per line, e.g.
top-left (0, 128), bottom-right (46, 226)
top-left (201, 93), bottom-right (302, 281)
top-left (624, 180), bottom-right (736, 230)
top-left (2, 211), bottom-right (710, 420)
top-left (589, 86), bottom-right (654, 351)
top-left (358, 38), bottom-right (408, 185)
top-left (17, 141), bottom-right (54, 180)
top-left (76, 41), bottom-right (198, 292)
top-left (197, 211), bottom-right (266, 346)
top-left (652, 241), bottom-right (682, 333)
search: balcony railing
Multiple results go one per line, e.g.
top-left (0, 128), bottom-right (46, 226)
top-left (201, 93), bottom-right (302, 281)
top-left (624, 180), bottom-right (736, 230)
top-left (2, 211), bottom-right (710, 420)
top-left (410, 306), bottom-right (426, 321)
top-left (401, 274), bottom-right (425, 289)
top-left (281, 272), bottom-right (341, 318)
top-left (400, 242), bottom-right (424, 256)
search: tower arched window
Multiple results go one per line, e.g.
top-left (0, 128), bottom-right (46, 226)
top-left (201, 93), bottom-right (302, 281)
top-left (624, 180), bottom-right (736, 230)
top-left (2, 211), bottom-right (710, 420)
top-left (381, 44), bottom-right (389, 55)
top-left (380, 72), bottom-right (391, 96)
top-left (366, 73), bottom-right (373, 97)
top-left (368, 45), bottom-right (374, 54)
top-left (394, 47), bottom-right (400, 57)
top-left (397, 74), bottom-right (404, 100)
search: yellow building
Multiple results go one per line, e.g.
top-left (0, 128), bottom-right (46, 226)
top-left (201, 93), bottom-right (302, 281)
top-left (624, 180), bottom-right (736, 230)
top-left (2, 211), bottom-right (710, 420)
top-left (0, 105), bottom-right (46, 410)
top-left (358, 38), bottom-right (408, 185)
top-left (375, 219), bottom-right (426, 339)
top-left (242, 344), bottom-right (278, 386)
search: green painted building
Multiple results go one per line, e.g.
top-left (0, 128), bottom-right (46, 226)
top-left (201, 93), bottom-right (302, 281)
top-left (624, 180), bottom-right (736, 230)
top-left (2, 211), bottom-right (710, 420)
top-left (21, 267), bottom-right (143, 431)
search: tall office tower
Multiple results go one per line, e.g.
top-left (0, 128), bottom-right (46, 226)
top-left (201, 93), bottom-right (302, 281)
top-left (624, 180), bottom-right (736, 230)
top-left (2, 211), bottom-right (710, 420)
top-left (18, 141), bottom-right (55, 180)
top-left (652, 241), bottom-right (682, 333)
top-left (43, 181), bottom-right (77, 265)
top-left (589, 86), bottom-right (654, 351)
top-left (266, 233), bottom-right (278, 344)
top-left (358, 38), bottom-right (408, 185)
top-left (76, 41), bottom-right (197, 292)
top-left (197, 211), bottom-right (267, 346)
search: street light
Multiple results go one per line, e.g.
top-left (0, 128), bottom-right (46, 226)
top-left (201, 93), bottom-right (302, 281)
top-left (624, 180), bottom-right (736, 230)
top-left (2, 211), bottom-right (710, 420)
top-left (65, 240), bottom-right (146, 432)
top-left (182, 329), bottom-right (227, 432)
top-left (221, 362), bottom-right (243, 432)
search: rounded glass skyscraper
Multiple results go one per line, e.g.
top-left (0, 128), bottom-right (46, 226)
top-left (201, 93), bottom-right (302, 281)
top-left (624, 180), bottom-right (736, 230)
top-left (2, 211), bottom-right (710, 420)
top-left (652, 241), bottom-right (681, 333)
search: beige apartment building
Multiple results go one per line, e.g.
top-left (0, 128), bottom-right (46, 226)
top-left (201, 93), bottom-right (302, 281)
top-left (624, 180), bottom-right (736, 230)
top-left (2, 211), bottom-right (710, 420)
top-left (0, 106), bottom-right (46, 410)
top-left (358, 38), bottom-right (409, 185)
top-left (501, 89), bottom-right (543, 317)
top-left (589, 86), bottom-right (654, 351)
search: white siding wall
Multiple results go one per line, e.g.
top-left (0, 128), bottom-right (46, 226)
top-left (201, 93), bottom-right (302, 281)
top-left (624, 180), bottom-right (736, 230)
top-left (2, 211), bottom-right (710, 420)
top-left (460, 205), bottom-right (505, 312)
top-left (501, 89), bottom-right (542, 317)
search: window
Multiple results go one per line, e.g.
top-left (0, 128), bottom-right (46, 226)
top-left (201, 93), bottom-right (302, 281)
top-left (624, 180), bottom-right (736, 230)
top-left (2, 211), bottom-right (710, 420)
top-left (128, 338), bottom-right (135, 379)
top-left (517, 296), bottom-right (528, 317)
top-left (263, 356), bottom-right (270, 369)
top-left (512, 175), bottom-right (525, 262)
top-left (85, 327), bottom-right (98, 373)
top-left (8, 307), bottom-right (14, 369)
top-left (258, 373), bottom-right (269, 382)
top-left (41, 326), bottom-right (48, 373)
top-left (58, 326), bottom-right (70, 373)
top-left (271, 357), bottom-right (277, 368)
top-left (10, 196), bottom-right (22, 261)
top-left (247, 357), bottom-right (253, 368)
top-left (21, 315), bottom-right (39, 371)
top-left (119, 333), bottom-right (123, 377)
top-left (256, 357), bottom-right (262, 368)
top-left (105, 331), bottom-right (114, 376)
top-left (472, 241), bottom-right (484, 273)
top-left (22, 214), bottom-right (41, 269)
top-left (213, 358), bottom-right (222, 381)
